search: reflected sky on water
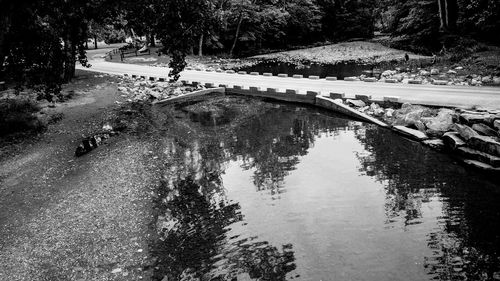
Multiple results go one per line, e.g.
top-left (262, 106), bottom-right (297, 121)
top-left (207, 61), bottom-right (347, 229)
top-left (150, 96), bottom-right (500, 281)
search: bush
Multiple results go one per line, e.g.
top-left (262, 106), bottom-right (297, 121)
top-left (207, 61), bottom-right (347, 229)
top-left (0, 99), bottom-right (45, 137)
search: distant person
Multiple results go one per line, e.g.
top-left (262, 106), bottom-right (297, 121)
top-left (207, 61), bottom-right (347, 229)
top-left (404, 53), bottom-right (409, 62)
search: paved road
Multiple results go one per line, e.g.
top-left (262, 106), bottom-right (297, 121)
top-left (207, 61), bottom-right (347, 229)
top-left (80, 50), bottom-right (500, 109)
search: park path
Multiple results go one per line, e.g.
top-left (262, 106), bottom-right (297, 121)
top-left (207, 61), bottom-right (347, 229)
top-left (80, 48), bottom-right (500, 109)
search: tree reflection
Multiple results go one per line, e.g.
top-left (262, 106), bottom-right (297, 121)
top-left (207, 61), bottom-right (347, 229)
top-left (151, 97), bottom-right (354, 280)
top-left (354, 125), bottom-right (500, 280)
top-left (152, 173), bottom-right (296, 281)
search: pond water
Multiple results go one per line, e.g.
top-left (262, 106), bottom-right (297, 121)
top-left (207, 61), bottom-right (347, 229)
top-left (238, 59), bottom-right (432, 79)
top-left (151, 96), bottom-right (500, 281)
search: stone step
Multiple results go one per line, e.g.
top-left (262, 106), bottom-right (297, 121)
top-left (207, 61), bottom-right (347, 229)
top-left (457, 147), bottom-right (500, 167)
top-left (443, 132), bottom-right (465, 149)
top-left (472, 123), bottom-right (498, 137)
top-left (467, 135), bottom-right (500, 157)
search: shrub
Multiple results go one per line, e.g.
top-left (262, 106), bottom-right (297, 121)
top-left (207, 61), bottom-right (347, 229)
top-left (0, 99), bottom-right (45, 137)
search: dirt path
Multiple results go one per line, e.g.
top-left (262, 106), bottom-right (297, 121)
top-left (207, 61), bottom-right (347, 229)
top-left (0, 73), bottom-right (159, 280)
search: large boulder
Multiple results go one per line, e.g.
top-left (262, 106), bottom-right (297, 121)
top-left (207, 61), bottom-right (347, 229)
top-left (423, 108), bottom-right (455, 133)
top-left (452, 124), bottom-right (479, 140)
top-left (472, 123), bottom-right (498, 137)
top-left (460, 113), bottom-right (491, 125)
top-left (393, 105), bottom-right (435, 127)
top-left (346, 99), bottom-right (366, 107)
top-left (467, 135), bottom-right (500, 157)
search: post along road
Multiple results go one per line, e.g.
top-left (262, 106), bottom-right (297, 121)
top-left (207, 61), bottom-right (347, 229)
top-left (79, 50), bottom-right (500, 109)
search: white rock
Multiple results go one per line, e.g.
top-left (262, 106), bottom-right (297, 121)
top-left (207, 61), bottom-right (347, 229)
top-left (430, 69), bottom-right (440, 75)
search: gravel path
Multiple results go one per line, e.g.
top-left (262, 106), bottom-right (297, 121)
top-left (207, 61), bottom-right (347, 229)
top-left (0, 74), bottom-right (160, 280)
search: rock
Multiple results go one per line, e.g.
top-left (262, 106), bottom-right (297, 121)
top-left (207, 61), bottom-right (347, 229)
top-left (454, 66), bottom-right (463, 70)
top-left (426, 129), bottom-right (445, 138)
top-left (481, 76), bottom-right (492, 83)
top-left (459, 113), bottom-right (491, 125)
top-left (462, 159), bottom-right (500, 171)
top-left (467, 135), bottom-right (500, 157)
top-left (385, 108), bottom-right (394, 117)
top-left (443, 132), bottom-right (465, 149)
top-left (424, 109), bottom-right (455, 133)
top-left (423, 139), bottom-right (445, 150)
top-left (472, 123), bottom-right (498, 137)
top-left (419, 70), bottom-right (431, 76)
top-left (382, 70), bottom-right (397, 77)
top-left (430, 68), bottom-right (440, 75)
top-left (346, 99), bottom-right (366, 107)
top-left (394, 105), bottom-right (435, 127)
top-left (401, 102), bottom-right (412, 109)
top-left (447, 70), bottom-right (457, 75)
top-left (111, 268), bottom-right (122, 274)
top-left (457, 147), bottom-right (500, 167)
top-left (470, 79), bottom-right (480, 86)
top-left (394, 74), bottom-right (404, 82)
top-left (494, 120), bottom-right (500, 130)
top-left (415, 121), bottom-right (426, 132)
top-left (369, 103), bottom-right (384, 116)
top-left (393, 125), bottom-right (428, 140)
top-left (493, 77), bottom-right (500, 85)
top-left (452, 124), bottom-right (479, 140)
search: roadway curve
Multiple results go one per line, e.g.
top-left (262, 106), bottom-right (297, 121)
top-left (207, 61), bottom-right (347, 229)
top-left (80, 48), bottom-right (500, 109)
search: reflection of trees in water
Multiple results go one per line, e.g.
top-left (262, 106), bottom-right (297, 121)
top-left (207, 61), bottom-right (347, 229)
top-left (152, 173), bottom-right (296, 281)
top-left (151, 99), bottom-right (357, 280)
top-left (354, 125), bottom-right (500, 280)
top-left (228, 107), bottom-right (349, 197)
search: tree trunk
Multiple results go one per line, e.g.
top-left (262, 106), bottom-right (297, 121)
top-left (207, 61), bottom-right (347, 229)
top-left (229, 14), bottom-right (243, 57)
top-left (94, 35), bottom-right (98, 49)
top-left (437, 0), bottom-right (446, 31)
top-left (150, 33), bottom-right (156, 47)
top-left (198, 34), bottom-right (204, 57)
top-left (85, 40), bottom-right (89, 49)
top-left (63, 38), bottom-right (76, 82)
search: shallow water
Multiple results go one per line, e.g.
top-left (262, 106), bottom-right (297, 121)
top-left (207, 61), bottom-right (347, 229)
top-left (151, 97), bottom-right (500, 281)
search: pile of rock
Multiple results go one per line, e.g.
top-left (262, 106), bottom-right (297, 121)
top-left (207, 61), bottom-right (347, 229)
top-left (342, 98), bottom-right (500, 172)
top-left (361, 67), bottom-right (500, 87)
top-left (388, 103), bottom-right (500, 171)
top-left (116, 76), bottom-right (205, 102)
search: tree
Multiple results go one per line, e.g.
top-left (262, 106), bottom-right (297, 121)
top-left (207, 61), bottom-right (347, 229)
top-left (154, 0), bottom-right (213, 80)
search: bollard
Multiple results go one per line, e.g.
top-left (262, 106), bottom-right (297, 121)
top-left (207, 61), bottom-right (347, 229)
top-left (330, 92), bottom-right (345, 99)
